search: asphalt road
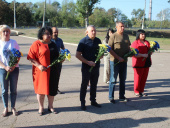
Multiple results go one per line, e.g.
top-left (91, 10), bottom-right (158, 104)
top-left (0, 35), bottom-right (170, 128)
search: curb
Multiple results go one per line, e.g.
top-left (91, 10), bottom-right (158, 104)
top-left (19, 35), bottom-right (78, 47)
top-left (11, 30), bottom-right (23, 36)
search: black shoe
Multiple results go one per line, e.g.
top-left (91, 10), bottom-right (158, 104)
top-left (119, 97), bottom-right (129, 102)
top-left (135, 93), bottom-right (142, 97)
top-left (81, 105), bottom-right (86, 111)
top-left (108, 99), bottom-right (115, 104)
top-left (38, 112), bottom-right (44, 116)
top-left (48, 107), bottom-right (57, 114)
top-left (140, 92), bottom-right (148, 96)
top-left (57, 90), bottom-right (63, 94)
top-left (91, 102), bottom-right (101, 108)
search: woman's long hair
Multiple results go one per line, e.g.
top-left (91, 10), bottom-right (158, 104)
top-left (105, 28), bottom-right (114, 43)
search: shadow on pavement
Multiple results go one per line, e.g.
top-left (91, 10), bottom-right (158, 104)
top-left (18, 117), bottom-right (168, 128)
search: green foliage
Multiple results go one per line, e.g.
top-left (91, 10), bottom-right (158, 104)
top-left (76, 0), bottom-right (100, 27)
top-left (156, 8), bottom-right (170, 20)
top-left (16, 3), bottom-right (33, 26)
top-left (89, 7), bottom-right (109, 27)
top-left (131, 8), bottom-right (144, 27)
top-left (0, 0), bottom-right (13, 25)
top-left (131, 9), bottom-right (144, 20)
top-left (107, 8), bottom-right (117, 27)
top-left (1, 0), bottom-right (170, 28)
top-left (61, 0), bottom-right (78, 27)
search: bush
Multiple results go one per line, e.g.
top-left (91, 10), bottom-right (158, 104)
top-left (124, 30), bottom-right (170, 38)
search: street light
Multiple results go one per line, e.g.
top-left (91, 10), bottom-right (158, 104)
top-left (42, 0), bottom-right (46, 27)
top-left (14, 0), bottom-right (16, 29)
top-left (142, 0), bottom-right (146, 29)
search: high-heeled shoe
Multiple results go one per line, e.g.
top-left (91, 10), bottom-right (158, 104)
top-left (38, 111), bottom-right (44, 116)
top-left (11, 108), bottom-right (18, 116)
top-left (48, 107), bottom-right (57, 114)
top-left (2, 108), bottom-right (8, 117)
top-left (38, 108), bottom-right (44, 116)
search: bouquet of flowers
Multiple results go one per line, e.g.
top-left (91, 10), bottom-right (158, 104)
top-left (142, 41), bottom-right (160, 61)
top-left (47, 49), bottom-right (71, 69)
top-left (89, 44), bottom-right (111, 72)
top-left (114, 47), bottom-right (139, 66)
top-left (5, 48), bottom-right (23, 80)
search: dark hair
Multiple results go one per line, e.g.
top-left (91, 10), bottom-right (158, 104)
top-left (37, 27), bottom-right (52, 40)
top-left (136, 29), bottom-right (145, 40)
top-left (105, 28), bottom-right (114, 43)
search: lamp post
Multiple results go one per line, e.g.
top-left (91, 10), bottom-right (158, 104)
top-left (42, 0), bottom-right (46, 27)
top-left (142, 0), bottom-right (146, 29)
top-left (14, 0), bottom-right (16, 29)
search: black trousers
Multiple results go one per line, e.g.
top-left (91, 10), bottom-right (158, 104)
top-left (58, 63), bottom-right (62, 78)
top-left (80, 65), bottom-right (99, 104)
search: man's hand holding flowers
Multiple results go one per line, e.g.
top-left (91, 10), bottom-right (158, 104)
top-left (87, 61), bottom-right (96, 67)
top-left (114, 47), bottom-right (139, 66)
top-left (89, 44), bottom-right (111, 72)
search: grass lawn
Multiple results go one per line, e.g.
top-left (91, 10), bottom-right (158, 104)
top-left (15, 28), bottom-right (170, 50)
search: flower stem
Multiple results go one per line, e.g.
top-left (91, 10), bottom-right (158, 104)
top-left (5, 72), bottom-right (10, 80)
top-left (114, 61), bottom-right (120, 66)
top-left (89, 67), bottom-right (93, 72)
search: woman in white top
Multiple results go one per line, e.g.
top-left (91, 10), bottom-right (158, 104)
top-left (0, 25), bottom-right (20, 117)
top-left (103, 28), bottom-right (114, 83)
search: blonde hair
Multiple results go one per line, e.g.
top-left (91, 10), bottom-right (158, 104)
top-left (0, 25), bottom-right (11, 33)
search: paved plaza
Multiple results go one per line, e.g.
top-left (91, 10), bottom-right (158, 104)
top-left (0, 35), bottom-right (170, 128)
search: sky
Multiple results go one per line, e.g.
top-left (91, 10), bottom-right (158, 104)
top-left (6, 0), bottom-right (170, 20)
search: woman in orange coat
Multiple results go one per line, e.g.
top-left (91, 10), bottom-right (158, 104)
top-left (27, 27), bottom-right (60, 115)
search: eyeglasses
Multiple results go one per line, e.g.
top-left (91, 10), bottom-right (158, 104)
top-left (2, 30), bottom-right (10, 33)
top-left (43, 32), bottom-right (51, 36)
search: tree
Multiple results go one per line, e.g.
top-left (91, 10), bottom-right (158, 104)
top-left (156, 8), bottom-right (170, 21)
top-left (9, 2), bottom-right (33, 26)
top-left (131, 9), bottom-right (144, 20)
top-left (121, 14), bottom-right (131, 27)
top-left (52, 1), bottom-right (60, 8)
top-left (76, 0), bottom-right (100, 27)
top-left (89, 7), bottom-right (109, 27)
top-left (0, 0), bottom-right (13, 25)
top-left (61, 0), bottom-right (78, 27)
top-left (107, 8), bottom-right (117, 27)
top-left (131, 8), bottom-right (144, 27)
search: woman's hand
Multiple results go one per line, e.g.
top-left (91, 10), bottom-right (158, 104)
top-left (37, 65), bottom-right (47, 72)
top-left (60, 59), bottom-right (65, 63)
top-left (100, 55), bottom-right (104, 59)
top-left (29, 59), bottom-right (47, 72)
top-left (10, 66), bottom-right (16, 72)
top-left (4, 66), bottom-right (11, 72)
top-left (142, 54), bottom-right (148, 58)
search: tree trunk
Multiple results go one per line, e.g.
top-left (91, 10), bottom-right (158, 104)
top-left (85, 10), bottom-right (89, 28)
top-left (85, 17), bottom-right (89, 28)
